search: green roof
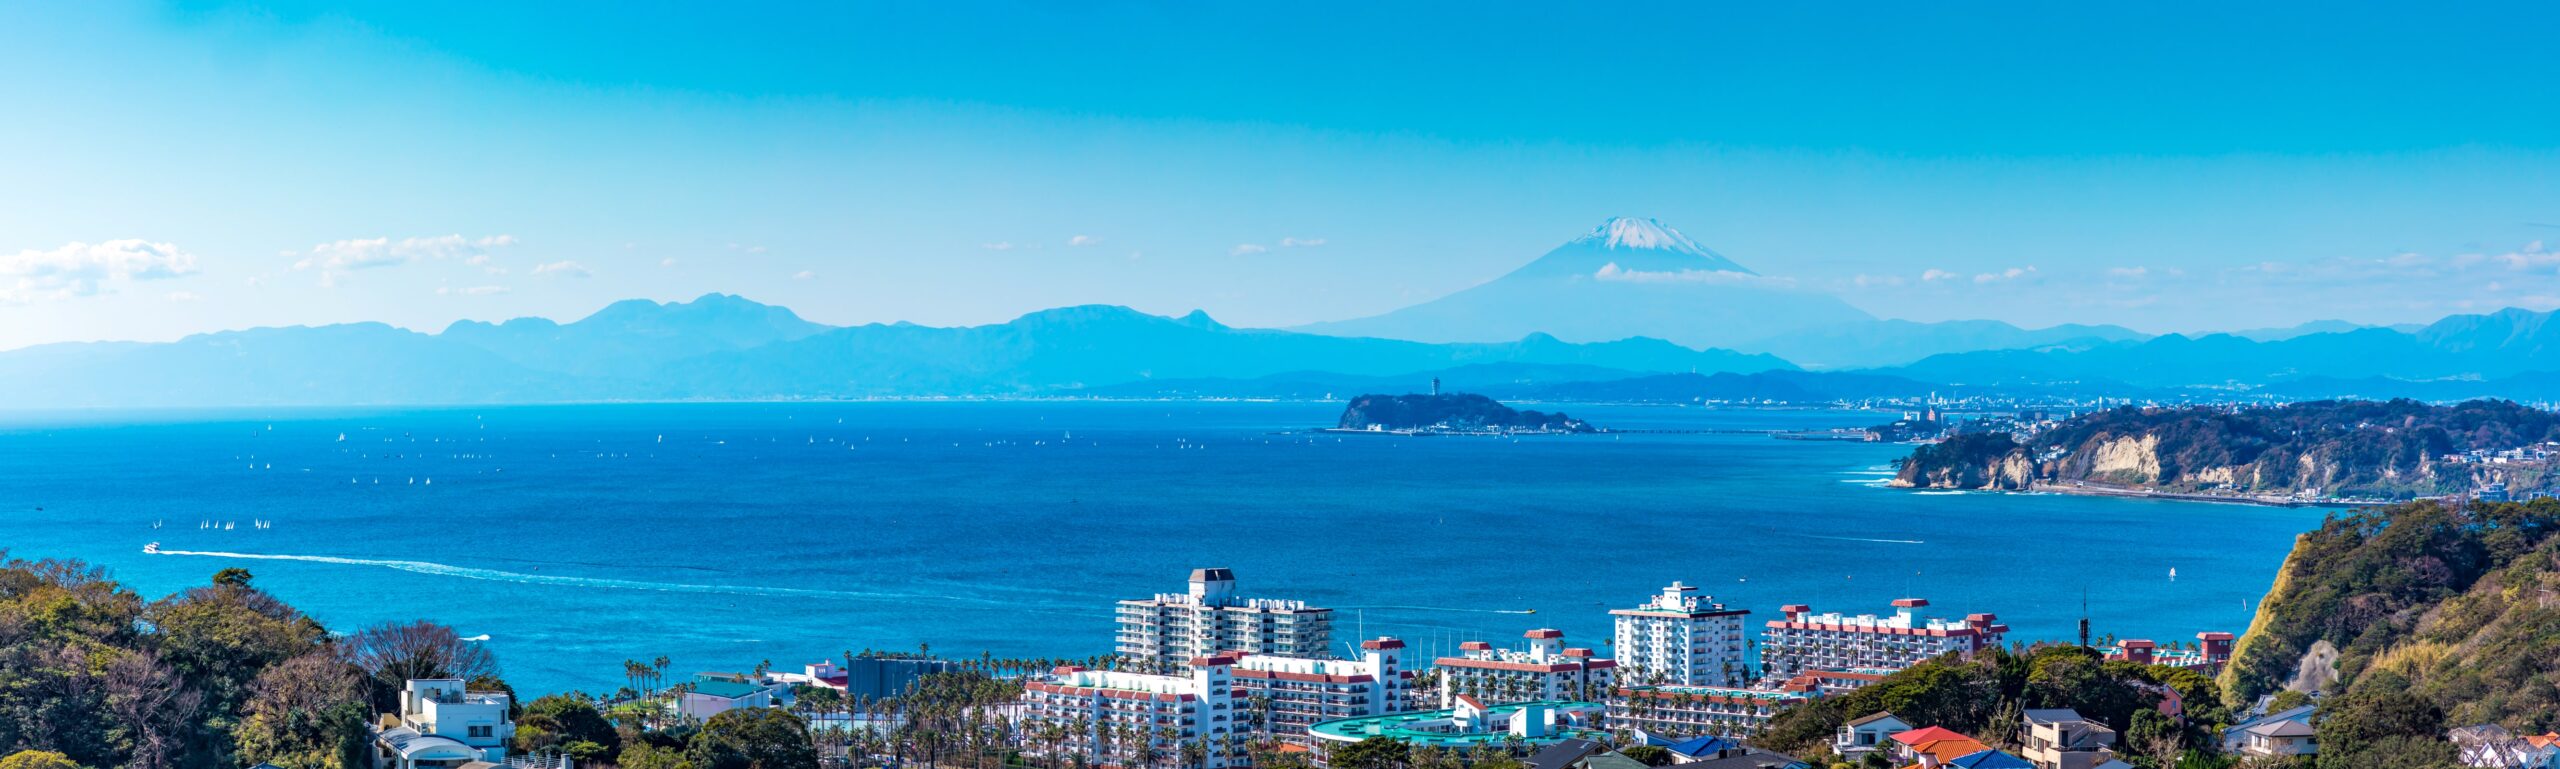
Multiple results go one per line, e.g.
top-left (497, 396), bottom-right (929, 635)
top-left (1307, 701), bottom-right (1607, 747)
top-left (690, 679), bottom-right (768, 699)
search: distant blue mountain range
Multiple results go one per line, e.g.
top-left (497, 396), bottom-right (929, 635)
top-left (0, 294), bottom-right (1791, 408)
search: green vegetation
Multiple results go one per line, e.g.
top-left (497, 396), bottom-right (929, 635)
top-left (1896, 399), bottom-right (2560, 498)
top-left (1337, 393), bottom-right (1594, 432)
top-left (0, 555), bottom-right (494, 769)
top-left (2221, 497), bottom-right (2560, 732)
top-left (1757, 645), bottom-right (2229, 767)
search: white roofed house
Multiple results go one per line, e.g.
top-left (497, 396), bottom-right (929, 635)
top-left (372, 679), bottom-right (517, 769)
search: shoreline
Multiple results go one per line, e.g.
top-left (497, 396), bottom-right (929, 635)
top-left (2029, 481), bottom-right (2378, 509)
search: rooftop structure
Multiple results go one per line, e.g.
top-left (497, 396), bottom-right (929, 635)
top-left (1761, 600), bottom-right (2007, 682)
top-left (1436, 629), bottom-right (1615, 707)
top-left (1117, 568), bottom-right (1333, 671)
top-left (790, 656), bottom-right (957, 701)
top-left (679, 672), bottom-right (792, 721)
top-left (1611, 582), bottom-right (1750, 687)
top-left (1306, 700), bottom-right (1607, 750)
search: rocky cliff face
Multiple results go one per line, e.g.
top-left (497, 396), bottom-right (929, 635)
top-left (1895, 400), bottom-right (2560, 499)
top-left (1891, 432), bottom-right (2034, 490)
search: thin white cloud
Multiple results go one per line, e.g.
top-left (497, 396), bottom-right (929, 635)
top-left (164, 290), bottom-right (202, 302)
top-left (0, 239), bottom-right (200, 303)
top-left (982, 242), bottom-right (1017, 251)
top-left (727, 243), bottom-right (768, 255)
top-left (291, 233), bottom-right (514, 285)
top-left (791, 270), bottom-right (815, 281)
top-left (1280, 237), bottom-right (1327, 248)
top-left (531, 260), bottom-right (591, 278)
top-left (2106, 266), bottom-right (2149, 279)
top-left (1851, 273), bottom-right (1905, 288)
top-left (660, 257), bottom-right (678, 268)
top-left (1593, 262), bottom-right (1790, 286)
top-left (1230, 243), bottom-right (1269, 256)
top-left (1973, 266), bottom-right (2038, 284)
top-left (1068, 235), bottom-right (1101, 247)
top-left (1920, 268), bottom-right (1960, 282)
top-left (435, 285), bottom-right (509, 296)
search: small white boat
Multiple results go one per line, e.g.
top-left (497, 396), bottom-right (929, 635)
top-left (142, 542), bottom-right (160, 554)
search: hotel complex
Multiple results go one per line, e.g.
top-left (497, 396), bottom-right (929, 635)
top-left (1435, 629), bottom-right (1614, 707)
top-left (1231, 637), bottom-right (1417, 740)
top-left (1116, 568), bottom-right (1334, 671)
top-left (1020, 655), bottom-right (1244, 769)
top-left (1759, 599), bottom-right (2008, 680)
top-left (1610, 581), bottom-right (1751, 687)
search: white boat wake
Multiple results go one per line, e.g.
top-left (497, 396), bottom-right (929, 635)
top-left (1806, 535), bottom-right (1925, 545)
top-left (145, 547), bottom-right (1010, 606)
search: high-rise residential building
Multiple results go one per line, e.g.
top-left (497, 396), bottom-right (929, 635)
top-left (1116, 568), bottom-right (1333, 671)
top-left (1231, 637), bottom-right (1415, 741)
top-left (1759, 599), bottom-right (2007, 681)
top-left (1020, 655), bottom-right (1243, 769)
top-left (1610, 581), bottom-right (1750, 686)
top-left (1434, 629), bottom-right (1615, 707)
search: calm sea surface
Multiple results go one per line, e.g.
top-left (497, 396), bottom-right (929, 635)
top-left (0, 402), bottom-right (2325, 695)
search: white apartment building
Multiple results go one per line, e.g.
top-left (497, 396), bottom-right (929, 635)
top-left (1610, 582), bottom-right (1751, 687)
top-left (1021, 655), bottom-right (1243, 769)
top-left (1116, 568), bottom-right (1333, 671)
top-left (372, 678), bottom-right (513, 769)
top-left (1608, 684), bottom-right (1813, 738)
top-left (1435, 629), bottom-right (1614, 707)
top-left (1232, 637), bottom-right (1415, 741)
top-left (1760, 599), bottom-right (2008, 681)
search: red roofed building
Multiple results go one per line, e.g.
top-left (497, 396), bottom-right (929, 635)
top-left (1020, 654), bottom-right (1241, 768)
top-left (1434, 628), bottom-right (1615, 707)
top-left (1229, 637), bottom-right (1416, 742)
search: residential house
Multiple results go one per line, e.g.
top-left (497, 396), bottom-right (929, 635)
top-left (371, 679), bottom-right (513, 769)
top-left (2019, 709), bottom-right (2119, 769)
top-left (679, 673), bottom-right (791, 721)
top-left (2222, 705), bottom-right (2316, 758)
top-left (1836, 712), bottom-right (1913, 758)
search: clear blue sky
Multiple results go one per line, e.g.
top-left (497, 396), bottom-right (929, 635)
top-left (4, 1), bottom-right (2558, 349)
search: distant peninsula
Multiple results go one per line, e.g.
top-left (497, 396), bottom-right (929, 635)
top-left (1892, 398), bottom-right (2560, 504)
top-left (1334, 392), bottom-right (1596, 434)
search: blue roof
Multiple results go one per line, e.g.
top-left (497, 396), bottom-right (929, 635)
top-left (1948, 750), bottom-right (2035, 769)
top-left (1667, 736), bottom-right (1742, 757)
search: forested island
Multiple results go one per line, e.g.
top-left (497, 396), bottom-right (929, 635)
top-left (1892, 399), bottom-right (2560, 502)
top-left (1334, 392), bottom-right (1595, 434)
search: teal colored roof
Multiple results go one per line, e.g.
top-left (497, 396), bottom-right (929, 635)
top-left (691, 679), bottom-right (767, 699)
top-left (1307, 701), bottom-right (1607, 747)
top-left (1581, 753), bottom-right (1649, 769)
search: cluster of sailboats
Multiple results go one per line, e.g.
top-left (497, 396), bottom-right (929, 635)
top-left (148, 519), bottom-right (271, 531)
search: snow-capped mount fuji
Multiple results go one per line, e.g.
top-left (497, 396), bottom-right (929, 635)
top-left (1295, 217), bottom-right (1872, 349)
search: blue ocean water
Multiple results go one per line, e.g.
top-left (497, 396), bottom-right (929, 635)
top-left (0, 402), bottom-right (2324, 696)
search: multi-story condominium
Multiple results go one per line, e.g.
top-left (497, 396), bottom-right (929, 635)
top-left (1435, 629), bottom-right (1615, 707)
top-left (1759, 599), bottom-right (2007, 681)
top-left (1117, 568), bottom-right (1333, 671)
top-left (2100, 632), bottom-right (2235, 673)
top-left (1608, 684), bottom-right (1813, 738)
top-left (1021, 655), bottom-right (1243, 769)
top-left (371, 678), bottom-right (516, 769)
top-left (1610, 581), bottom-right (1750, 687)
top-left (1232, 637), bottom-right (1415, 742)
